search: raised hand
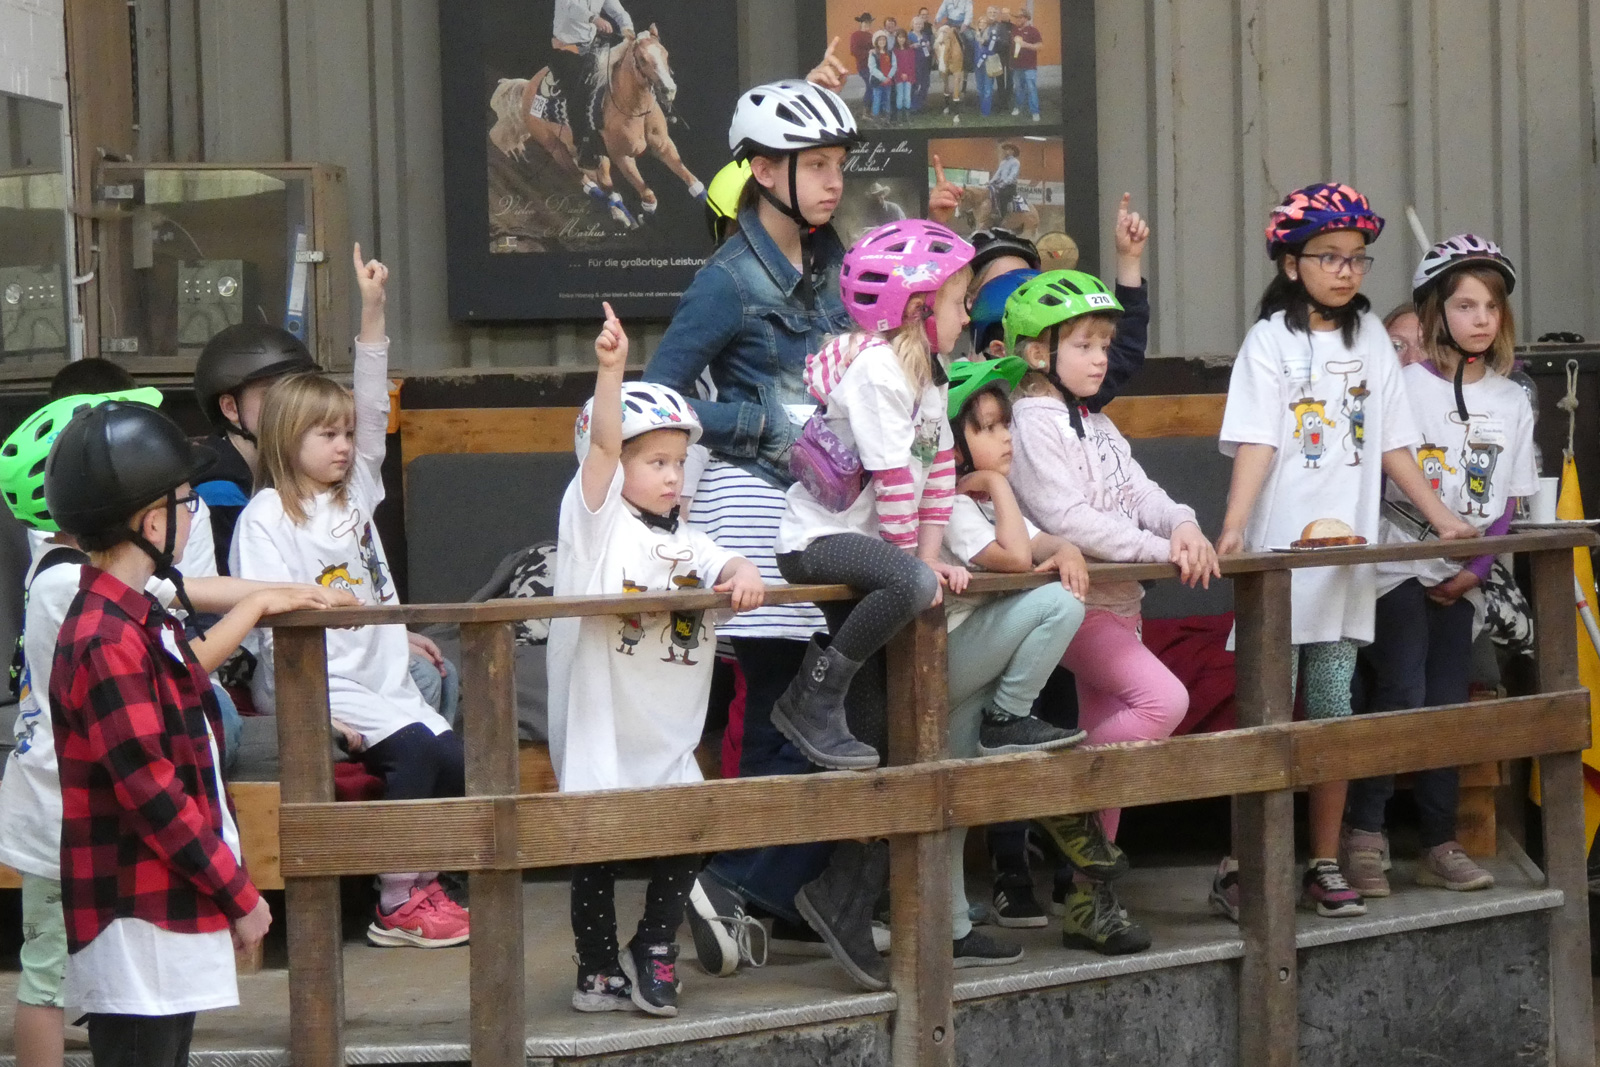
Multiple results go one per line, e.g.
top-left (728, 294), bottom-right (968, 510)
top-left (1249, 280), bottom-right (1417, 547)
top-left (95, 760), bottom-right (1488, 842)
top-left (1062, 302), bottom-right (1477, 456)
top-left (927, 155), bottom-right (962, 226)
top-left (594, 300), bottom-right (629, 370)
top-left (807, 36), bottom-right (851, 91)
top-left (352, 242), bottom-right (388, 311)
top-left (1113, 193), bottom-right (1150, 257)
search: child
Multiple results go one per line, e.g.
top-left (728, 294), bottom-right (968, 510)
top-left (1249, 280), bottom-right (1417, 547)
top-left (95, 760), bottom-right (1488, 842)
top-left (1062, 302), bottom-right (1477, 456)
top-left (893, 29), bottom-right (918, 121)
top-left (1213, 184), bottom-right (1478, 920)
top-left (549, 304), bottom-right (764, 1017)
top-left (940, 356), bottom-right (1091, 962)
top-left (869, 32), bottom-right (896, 118)
top-left (234, 249), bottom-right (471, 950)
top-left (1003, 268), bottom-right (1218, 955)
top-left (0, 394), bottom-right (346, 1067)
top-left (771, 219), bottom-right (976, 772)
top-left (1344, 236), bottom-right (1535, 895)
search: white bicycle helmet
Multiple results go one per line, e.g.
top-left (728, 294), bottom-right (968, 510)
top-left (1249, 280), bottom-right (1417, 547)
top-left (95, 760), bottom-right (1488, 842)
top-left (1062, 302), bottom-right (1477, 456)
top-left (1412, 233), bottom-right (1517, 303)
top-left (574, 382), bottom-right (703, 461)
top-left (728, 79), bottom-right (859, 159)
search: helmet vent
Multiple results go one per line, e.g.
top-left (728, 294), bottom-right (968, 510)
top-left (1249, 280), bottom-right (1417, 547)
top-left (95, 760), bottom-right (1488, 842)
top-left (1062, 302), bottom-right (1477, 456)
top-left (31, 420), bottom-right (52, 442)
top-left (860, 270), bottom-right (890, 285)
top-left (929, 241), bottom-right (952, 254)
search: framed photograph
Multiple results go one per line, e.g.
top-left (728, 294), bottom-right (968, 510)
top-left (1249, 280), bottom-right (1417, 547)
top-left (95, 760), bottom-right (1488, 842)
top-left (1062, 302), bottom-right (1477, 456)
top-left (441, 0), bottom-right (740, 321)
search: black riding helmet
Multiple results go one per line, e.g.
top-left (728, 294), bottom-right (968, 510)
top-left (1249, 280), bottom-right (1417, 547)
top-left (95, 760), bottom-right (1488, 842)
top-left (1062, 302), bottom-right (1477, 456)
top-left (969, 227), bottom-right (1041, 279)
top-left (194, 324), bottom-right (317, 440)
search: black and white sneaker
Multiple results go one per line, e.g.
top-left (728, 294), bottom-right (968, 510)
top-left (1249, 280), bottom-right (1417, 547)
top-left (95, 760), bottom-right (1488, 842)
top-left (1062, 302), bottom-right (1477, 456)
top-left (571, 968), bottom-right (632, 1013)
top-left (991, 872), bottom-right (1048, 928)
top-left (619, 939), bottom-right (680, 1017)
top-left (953, 928), bottom-right (1024, 968)
top-left (979, 711), bottom-right (1086, 755)
top-left (685, 874), bottom-right (765, 976)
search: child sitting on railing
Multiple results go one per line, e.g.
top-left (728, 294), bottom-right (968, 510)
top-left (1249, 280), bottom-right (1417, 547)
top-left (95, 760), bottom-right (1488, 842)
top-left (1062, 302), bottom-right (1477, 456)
top-left (548, 304), bottom-right (764, 1018)
top-left (1003, 269), bottom-right (1220, 956)
top-left (233, 248), bottom-right (472, 950)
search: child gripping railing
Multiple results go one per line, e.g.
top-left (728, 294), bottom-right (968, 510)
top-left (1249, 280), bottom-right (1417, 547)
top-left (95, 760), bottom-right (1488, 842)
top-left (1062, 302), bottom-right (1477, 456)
top-left (264, 531), bottom-right (1598, 1067)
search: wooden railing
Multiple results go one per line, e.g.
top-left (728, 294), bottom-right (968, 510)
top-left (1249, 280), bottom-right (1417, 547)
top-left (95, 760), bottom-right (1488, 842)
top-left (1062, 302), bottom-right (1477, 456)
top-left (267, 531), bottom-right (1600, 1067)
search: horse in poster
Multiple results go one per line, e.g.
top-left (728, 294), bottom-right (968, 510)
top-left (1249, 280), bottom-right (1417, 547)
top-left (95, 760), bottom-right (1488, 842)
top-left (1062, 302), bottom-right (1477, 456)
top-left (489, 26), bottom-right (704, 230)
top-left (960, 183), bottom-right (1041, 237)
top-left (933, 24), bottom-right (966, 121)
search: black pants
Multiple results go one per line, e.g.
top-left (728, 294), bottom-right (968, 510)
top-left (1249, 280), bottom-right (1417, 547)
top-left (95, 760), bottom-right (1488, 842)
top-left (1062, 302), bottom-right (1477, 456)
top-left (1347, 578), bottom-right (1473, 847)
top-left (546, 47), bottom-right (600, 167)
top-left (88, 1012), bottom-right (195, 1067)
top-left (356, 722), bottom-right (465, 802)
top-left (572, 856), bottom-right (699, 972)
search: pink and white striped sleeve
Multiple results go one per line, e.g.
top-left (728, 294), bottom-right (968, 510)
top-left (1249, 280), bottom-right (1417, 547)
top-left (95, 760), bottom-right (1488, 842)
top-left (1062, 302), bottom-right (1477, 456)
top-left (917, 448), bottom-right (957, 527)
top-left (873, 466), bottom-right (920, 548)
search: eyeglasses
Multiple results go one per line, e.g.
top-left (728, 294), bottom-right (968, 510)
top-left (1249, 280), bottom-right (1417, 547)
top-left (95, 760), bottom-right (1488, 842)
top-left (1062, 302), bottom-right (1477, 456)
top-left (172, 493), bottom-right (201, 515)
top-left (1296, 251), bottom-right (1375, 275)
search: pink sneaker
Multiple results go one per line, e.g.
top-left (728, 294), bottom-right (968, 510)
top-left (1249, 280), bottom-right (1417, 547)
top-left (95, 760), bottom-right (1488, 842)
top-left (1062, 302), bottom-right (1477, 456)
top-left (423, 878), bottom-right (471, 919)
top-left (367, 886), bottom-right (471, 948)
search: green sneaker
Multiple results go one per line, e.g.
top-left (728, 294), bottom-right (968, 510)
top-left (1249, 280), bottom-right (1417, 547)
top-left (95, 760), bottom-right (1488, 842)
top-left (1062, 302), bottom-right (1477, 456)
top-left (1060, 881), bottom-right (1151, 956)
top-left (1031, 812), bottom-right (1129, 882)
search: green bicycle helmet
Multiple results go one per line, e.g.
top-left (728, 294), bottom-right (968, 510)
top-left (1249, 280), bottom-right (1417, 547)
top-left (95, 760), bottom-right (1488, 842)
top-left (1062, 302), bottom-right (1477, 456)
top-left (946, 356), bottom-right (1030, 421)
top-left (0, 387), bottom-right (164, 531)
top-left (705, 159), bottom-right (752, 246)
top-left (1001, 270), bottom-right (1124, 357)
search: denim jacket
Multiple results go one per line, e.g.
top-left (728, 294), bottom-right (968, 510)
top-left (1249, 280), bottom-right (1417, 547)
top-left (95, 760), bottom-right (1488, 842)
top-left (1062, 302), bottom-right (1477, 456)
top-left (643, 206), bottom-right (853, 487)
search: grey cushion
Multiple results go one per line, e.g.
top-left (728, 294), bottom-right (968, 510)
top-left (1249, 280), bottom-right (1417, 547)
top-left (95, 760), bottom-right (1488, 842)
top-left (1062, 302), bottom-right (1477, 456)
top-left (1126, 436), bottom-right (1234, 620)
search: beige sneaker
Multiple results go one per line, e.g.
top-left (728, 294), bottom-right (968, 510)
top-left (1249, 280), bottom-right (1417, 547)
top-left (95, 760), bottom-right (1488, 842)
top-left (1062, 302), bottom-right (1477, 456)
top-left (1339, 826), bottom-right (1391, 898)
top-left (1416, 842), bottom-right (1495, 891)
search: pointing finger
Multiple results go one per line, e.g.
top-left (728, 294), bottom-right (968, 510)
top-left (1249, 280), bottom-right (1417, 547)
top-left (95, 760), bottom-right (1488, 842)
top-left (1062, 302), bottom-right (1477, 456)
top-left (352, 243), bottom-right (365, 273)
top-left (933, 155), bottom-right (946, 185)
top-left (602, 300), bottom-right (619, 325)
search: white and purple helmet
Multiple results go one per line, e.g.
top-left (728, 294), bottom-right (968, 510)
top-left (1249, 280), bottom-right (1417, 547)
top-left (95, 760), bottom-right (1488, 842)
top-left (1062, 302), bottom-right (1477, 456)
top-left (574, 382), bottom-right (702, 461)
top-left (1412, 234), bottom-right (1517, 304)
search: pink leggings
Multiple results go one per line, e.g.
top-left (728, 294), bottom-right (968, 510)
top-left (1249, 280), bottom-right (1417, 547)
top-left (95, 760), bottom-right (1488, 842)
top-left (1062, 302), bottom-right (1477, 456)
top-left (1058, 609), bottom-right (1189, 839)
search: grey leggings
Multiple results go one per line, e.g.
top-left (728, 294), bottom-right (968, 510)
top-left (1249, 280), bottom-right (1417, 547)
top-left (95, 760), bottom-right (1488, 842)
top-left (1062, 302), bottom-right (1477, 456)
top-left (777, 533), bottom-right (940, 663)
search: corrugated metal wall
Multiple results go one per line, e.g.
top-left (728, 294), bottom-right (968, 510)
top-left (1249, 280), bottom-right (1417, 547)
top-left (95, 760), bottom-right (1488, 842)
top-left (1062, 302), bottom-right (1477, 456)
top-left (131, 0), bottom-right (1600, 370)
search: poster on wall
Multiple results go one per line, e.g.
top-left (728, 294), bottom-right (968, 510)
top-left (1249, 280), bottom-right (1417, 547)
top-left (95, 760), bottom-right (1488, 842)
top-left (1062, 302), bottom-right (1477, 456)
top-left (441, 0), bottom-right (739, 321)
top-left (804, 0), bottom-right (1100, 278)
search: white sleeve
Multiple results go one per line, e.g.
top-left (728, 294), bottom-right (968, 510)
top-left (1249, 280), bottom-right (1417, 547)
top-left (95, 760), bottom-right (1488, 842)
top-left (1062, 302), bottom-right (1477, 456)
top-left (688, 530), bottom-right (739, 590)
top-left (942, 495), bottom-right (999, 565)
top-left (1376, 340), bottom-right (1422, 452)
top-left (559, 467), bottom-right (626, 577)
top-left (1219, 324), bottom-right (1287, 456)
top-left (352, 337), bottom-right (391, 472)
top-left (176, 496), bottom-right (219, 579)
top-left (1505, 390), bottom-right (1541, 498)
top-left (233, 500), bottom-right (298, 585)
top-left (836, 349), bottom-right (917, 472)
top-left (602, 0), bottom-right (633, 32)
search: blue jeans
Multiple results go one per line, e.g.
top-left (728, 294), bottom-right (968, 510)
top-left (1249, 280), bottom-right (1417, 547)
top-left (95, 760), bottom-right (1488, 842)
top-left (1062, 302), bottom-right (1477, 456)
top-left (896, 81), bottom-right (912, 111)
top-left (409, 652), bottom-right (460, 727)
top-left (976, 65), bottom-right (993, 115)
top-left (212, 682), bottom-right (241, 776)
top-left (1014, 68), bottom-right (1039, 116)
top-left (871, 84), bottom-right (890, 115)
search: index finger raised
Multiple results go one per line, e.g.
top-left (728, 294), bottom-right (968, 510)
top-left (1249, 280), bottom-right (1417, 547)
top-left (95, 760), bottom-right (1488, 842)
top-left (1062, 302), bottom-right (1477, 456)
top-left (933, 155), bottom-right (946, 184)
top-left (602, 300), bottom-right (619, 324)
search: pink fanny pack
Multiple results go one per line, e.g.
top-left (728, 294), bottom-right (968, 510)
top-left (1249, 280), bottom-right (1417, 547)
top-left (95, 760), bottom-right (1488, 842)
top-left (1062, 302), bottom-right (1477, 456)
top-left (790, 411), bottom-right (866, 512)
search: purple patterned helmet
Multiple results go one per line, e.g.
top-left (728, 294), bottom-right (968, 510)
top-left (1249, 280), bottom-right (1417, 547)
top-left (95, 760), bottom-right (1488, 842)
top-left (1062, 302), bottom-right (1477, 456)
top-left (1264, 183), bottom-right (1385, 258)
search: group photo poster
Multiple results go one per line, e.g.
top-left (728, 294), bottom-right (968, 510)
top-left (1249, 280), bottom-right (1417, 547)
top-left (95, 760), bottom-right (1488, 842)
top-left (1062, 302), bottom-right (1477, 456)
top-left (805, 0), bottom-right (1102, 280)
top-left (441, 0), bottom-right (739, 321)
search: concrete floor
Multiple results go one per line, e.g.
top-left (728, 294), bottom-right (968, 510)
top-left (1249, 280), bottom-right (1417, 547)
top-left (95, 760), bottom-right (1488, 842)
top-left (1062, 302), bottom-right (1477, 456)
top-left (0, 852), bottom-right (1566, 1066)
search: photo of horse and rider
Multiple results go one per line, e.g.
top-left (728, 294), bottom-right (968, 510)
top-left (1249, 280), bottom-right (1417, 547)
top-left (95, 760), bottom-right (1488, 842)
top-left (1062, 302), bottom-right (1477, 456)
top-left (925, 136), bottom-right (1066, 241)
top-left (821, 0), bottom-right (1063, 129)
top-left (477, 0), bottom-right (736, 254)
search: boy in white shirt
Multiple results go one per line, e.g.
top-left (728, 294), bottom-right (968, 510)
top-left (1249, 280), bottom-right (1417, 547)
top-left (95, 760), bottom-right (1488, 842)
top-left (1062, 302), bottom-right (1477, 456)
top-left (549, 304), bottom-right (763, 1017)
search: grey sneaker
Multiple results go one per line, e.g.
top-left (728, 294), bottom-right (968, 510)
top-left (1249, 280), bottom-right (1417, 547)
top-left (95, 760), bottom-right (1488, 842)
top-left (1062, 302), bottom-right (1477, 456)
top-left (1416, 842), bottom-right (1495, 891)
top-left (1339, 827), bottom-right (1391, 898)
top-left (953, 928), bottom-right (1024, 968)
top-left (978, 711), bottom-right (1086, 755)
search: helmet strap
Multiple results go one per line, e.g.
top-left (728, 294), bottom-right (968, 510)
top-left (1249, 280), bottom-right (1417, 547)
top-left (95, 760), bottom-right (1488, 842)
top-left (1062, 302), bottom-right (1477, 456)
top-left (125, 492), bottom-right (208, 637)
top-left (755, 156), bottom-right (819, 311)
top-left (1039, 323), bottom-right (1086, 438)
top-left (226, 419), bottom-right (258, 447)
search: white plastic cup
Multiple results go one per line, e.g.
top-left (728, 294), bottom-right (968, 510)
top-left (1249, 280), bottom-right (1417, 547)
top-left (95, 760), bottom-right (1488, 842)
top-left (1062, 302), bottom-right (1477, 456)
top-left (1530, 476), bottom-right (1561, 523)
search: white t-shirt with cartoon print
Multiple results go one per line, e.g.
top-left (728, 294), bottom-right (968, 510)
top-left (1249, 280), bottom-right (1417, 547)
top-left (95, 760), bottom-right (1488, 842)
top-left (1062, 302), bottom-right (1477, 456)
top-left (548, 467), bottom-right (737, 793)
top-left (1219, 311), bottom-right (1421, 645)
top-left (939, 493), bottom-right (1040, 631)
top-left (1376, 362), bottom-right (1538, 595)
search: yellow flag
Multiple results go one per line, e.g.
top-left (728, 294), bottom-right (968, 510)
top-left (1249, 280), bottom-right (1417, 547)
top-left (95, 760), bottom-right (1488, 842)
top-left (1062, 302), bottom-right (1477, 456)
top-left (1532, 453), bottom-right (1600, 851)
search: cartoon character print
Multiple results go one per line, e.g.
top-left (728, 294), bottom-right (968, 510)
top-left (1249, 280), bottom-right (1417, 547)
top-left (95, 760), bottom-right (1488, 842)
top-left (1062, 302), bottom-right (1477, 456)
top-left (910, 408), bottom-right (942, 468)
top-left (1342, 381), bottom-right (1370, 465)
top-left (1415, 443), bottom-right (1458, 497)
top-left (317, 563), bottom-right (363, 597)
top-left (11, 663), bottom-right (38, 756)
top-left (893, 261), bottom-right (942, 288)
top-left (1459, 438), bottom-right (1503, 517)
top-left (661, 570), bottom-right (707, 664)
top-left (357, 522), bottom-right (394, 603)
top-left (1289, 397), bottom-right (1337, 468)
top-left (1087, 422), bottom-right (1134, 516)
top-left (616, 577), bottom-right (647, 654)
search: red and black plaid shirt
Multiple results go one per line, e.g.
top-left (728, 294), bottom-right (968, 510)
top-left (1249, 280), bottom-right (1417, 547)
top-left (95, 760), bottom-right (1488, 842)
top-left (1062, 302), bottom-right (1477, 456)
top-left (50, 566), bottom-right (259, 953)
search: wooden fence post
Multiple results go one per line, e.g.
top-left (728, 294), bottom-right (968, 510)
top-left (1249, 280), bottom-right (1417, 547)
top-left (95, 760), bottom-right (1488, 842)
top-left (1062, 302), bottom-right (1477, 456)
top-left (1530, 549), bottom-right (1596, 1067)
top-left (460, 622), bottom-right (526, 1067)
top-left (1231, 569), bottom-right (1297, 1067)
top-left (273, 626), bottom-right (345, 1067)
top-left (886, 606), bottom-right (954, 1067)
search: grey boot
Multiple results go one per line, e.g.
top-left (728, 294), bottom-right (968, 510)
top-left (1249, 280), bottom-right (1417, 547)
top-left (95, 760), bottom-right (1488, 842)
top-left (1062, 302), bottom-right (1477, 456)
top-left (795, 840), bottom-right (890, 991)
top-left (770, 639), bottom-right (880, 770)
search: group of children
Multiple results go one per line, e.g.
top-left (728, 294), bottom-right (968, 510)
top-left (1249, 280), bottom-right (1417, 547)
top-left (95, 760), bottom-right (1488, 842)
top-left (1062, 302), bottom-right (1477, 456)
top-left (0, 72), bottom-right (1537, 1059)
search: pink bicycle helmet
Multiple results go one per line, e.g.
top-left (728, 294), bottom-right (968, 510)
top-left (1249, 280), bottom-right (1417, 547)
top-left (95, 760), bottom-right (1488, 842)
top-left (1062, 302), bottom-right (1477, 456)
top-left (1264, 182), bottom-right (1385, 258)
top-left (839, 220), bottom-right (976, 347)
top-left (1412, 233), bottom-right (1517, 303)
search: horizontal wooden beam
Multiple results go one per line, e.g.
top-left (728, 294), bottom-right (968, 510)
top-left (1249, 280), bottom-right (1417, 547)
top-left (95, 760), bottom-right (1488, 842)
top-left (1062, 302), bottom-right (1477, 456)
top-left (277, 691), bottom-right (1590, 877)
top-left (1099, 392), bottom-right (1226, 438)
top-left (264, 532), bottom-right (1597, 627)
